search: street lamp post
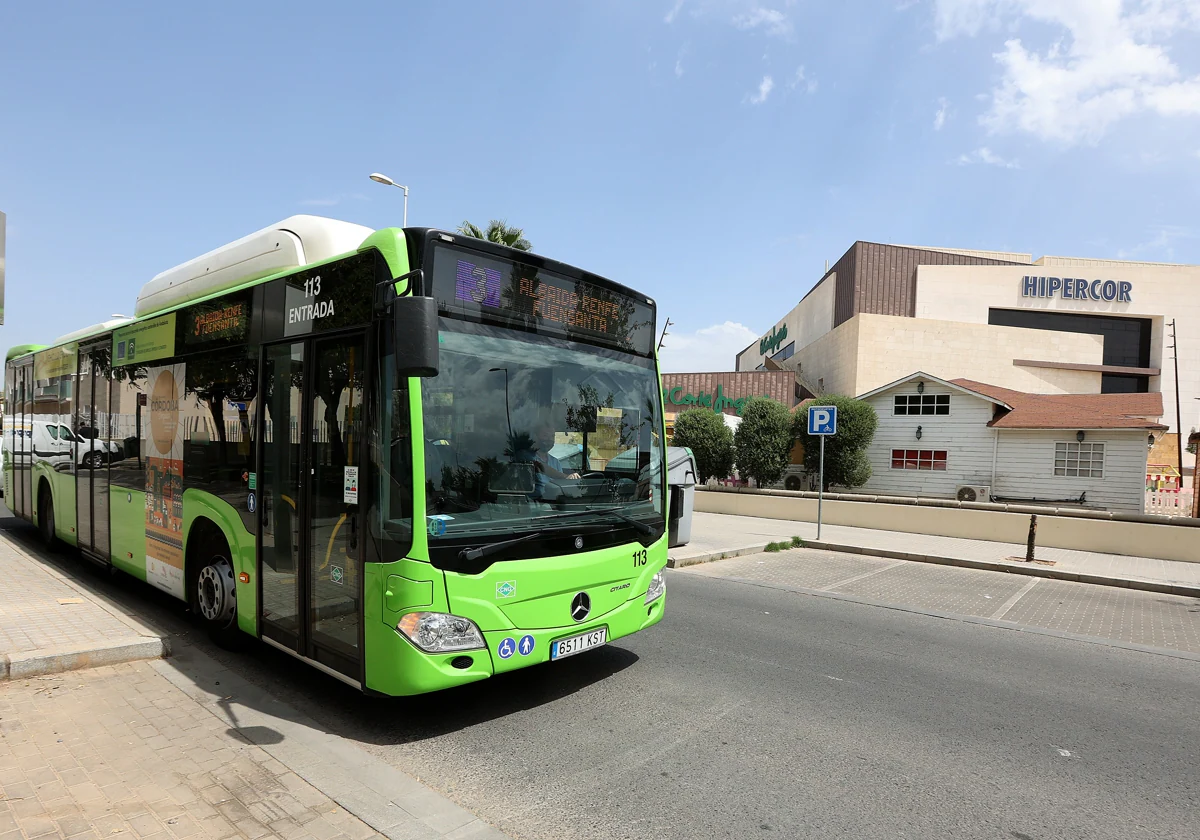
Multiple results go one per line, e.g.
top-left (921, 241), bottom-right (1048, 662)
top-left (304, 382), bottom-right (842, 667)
top-left (368, 173), bottom-right (409, 226)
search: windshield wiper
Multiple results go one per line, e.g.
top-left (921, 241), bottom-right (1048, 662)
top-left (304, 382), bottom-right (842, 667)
top-left (534, 506), bottom-right (657, 537)
top-left (458, 531), bottom-right (543, 563)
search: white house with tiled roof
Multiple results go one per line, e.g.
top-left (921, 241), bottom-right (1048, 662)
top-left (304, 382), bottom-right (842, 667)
top-left (854, 372), bottom-right (1166, 514)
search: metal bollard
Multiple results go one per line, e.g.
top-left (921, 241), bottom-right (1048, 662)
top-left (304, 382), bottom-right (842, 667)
top-left (1025, 514), bottom-right (1037, 562)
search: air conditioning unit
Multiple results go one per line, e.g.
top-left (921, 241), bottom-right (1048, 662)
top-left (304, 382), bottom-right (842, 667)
top-left (956, 485), bottom-right (991, 503)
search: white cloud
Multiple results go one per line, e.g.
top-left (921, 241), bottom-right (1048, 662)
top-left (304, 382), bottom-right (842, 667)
top-left (658, 321), bottom-right (759, 373)
top-left (788, 65), bottom-right (818, 93)
top-left (954, 146), bottom-right (1020, 167)
top-left (675, 59), bottom-right (685, 77)
top-left (1116, 224), bottom-right (1194, 260)
top-left (732, 6), bottom-right (793, 37)
top-left (665, 0), bottom-right (686, 24)
top-left (934, 0), bottom-right (1200, 145)
top-left (746, 74), bottom-right (775, 104)
top-left (934, 97), bottom-right (950, 129)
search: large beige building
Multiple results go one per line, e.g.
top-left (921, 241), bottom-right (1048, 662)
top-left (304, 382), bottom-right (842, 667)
top-left (736, 241), bottom-right (1198, 456)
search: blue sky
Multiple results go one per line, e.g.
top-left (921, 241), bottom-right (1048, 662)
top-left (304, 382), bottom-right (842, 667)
top-left (3, 0), bottom-right (1200, 374)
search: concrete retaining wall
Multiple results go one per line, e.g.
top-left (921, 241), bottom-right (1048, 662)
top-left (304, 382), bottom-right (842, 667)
top-left (695, 487), bottom-right (1200, 564)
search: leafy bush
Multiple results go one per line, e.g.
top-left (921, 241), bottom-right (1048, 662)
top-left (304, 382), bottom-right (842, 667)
top-left (793, 395), bottom-right (878, 491)
top-left (671, 408), bottom-right (735, 482)
top-left (734, 397), bottom-right (794, 488)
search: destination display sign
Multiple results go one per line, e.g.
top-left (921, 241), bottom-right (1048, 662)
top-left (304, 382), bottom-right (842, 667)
top-left (431, 244), bottom-right (654, 356)
top-left (183, 291), bottom-right (251, 350)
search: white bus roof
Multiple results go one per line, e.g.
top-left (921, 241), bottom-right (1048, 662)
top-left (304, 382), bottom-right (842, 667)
top-left (135, 215), bottom-right (375, 317)
top-left (51, 317), bottom-right (135, 347)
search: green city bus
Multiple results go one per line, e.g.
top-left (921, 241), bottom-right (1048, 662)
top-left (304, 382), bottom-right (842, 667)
top-left (3, 216), bottom-right (667, 694)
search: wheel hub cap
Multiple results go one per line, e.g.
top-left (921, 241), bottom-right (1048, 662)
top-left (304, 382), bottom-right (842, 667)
top-left (197, 559), bottom-right (235, 623)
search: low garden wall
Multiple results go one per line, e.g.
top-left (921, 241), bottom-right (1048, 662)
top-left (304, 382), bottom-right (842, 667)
top-left (694, 485), bottom-right (1200, 564)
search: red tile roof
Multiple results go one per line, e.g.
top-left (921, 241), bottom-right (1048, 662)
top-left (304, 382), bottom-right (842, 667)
top-left (949, 379), bottom-right (1167, 431)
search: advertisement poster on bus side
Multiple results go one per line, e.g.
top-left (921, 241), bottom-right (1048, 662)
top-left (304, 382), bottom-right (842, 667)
top-left (113, 313), bottom-right (177, 366)
top-left (144, 363), bottom-right (186, 598)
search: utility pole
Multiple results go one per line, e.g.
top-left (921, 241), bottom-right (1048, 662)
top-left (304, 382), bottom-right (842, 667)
top-left (1170, 319), bottom-right (1183, 479)
top-left (657, 317), bottom-right (673, 353)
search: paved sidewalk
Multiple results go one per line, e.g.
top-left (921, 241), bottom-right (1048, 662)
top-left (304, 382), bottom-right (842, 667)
top-left (1, 661), bottom-right (403, 840)
top-left (680, 545), bottom-right (1200, 656)
top-left (0, 521), bottom-right (166, 680)
top-left (671, 512), bottom-right (1200, 595)
top-left (0, 516), bottom-right (509, 840)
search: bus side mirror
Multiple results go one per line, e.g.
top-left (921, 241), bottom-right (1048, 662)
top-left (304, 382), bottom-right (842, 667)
top-left (393, 295), bottom-right (439, 378)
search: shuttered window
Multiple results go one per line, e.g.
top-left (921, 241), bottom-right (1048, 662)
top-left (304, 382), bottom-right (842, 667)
top-left (891, 449), bottom-right (948, 470)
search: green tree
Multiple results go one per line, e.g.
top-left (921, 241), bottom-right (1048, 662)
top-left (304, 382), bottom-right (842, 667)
top-left (793, 395), bottom-right (878, 491)
top-left (457, 220), bottom-right (532, 251)
top-left (734, 398), bottom-right (793, 488)
top-left (671, 408), bottom-right (734, 482)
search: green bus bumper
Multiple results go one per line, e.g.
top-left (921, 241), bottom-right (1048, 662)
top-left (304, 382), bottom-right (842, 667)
top-left (365, 585), bottom-right (666, 697)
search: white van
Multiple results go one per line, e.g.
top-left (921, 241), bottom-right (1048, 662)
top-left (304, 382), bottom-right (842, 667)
top-left (31, 421), bottom-right (109, 468)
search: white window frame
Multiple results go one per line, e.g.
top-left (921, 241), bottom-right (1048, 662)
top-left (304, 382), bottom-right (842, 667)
top-left (892, 393), bottom-right (951, 417)
top-left (1054, 441), bottom-right (1104, 478)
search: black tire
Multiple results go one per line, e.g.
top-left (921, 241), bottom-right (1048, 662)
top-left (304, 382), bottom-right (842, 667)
top-left (189, 534), bottom-right (245, 650)
top-left (82, 451), bottom-right (102, 469)
top-left (37, 483), bottom-right (58, 549)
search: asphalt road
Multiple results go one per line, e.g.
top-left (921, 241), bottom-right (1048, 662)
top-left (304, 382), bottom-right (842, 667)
top-left (3, 508), bottom-right (1198, 839)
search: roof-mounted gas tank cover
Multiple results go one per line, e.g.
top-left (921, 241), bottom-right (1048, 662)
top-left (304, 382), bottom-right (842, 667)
top-left (134, 215), bottom-right (376, 318)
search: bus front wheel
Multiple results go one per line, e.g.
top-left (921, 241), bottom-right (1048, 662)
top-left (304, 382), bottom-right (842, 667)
top-left (189, 533), bottom-right (243, 649)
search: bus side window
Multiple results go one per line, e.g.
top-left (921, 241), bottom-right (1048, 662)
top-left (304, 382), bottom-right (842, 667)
top-left (183, 348), bottom-right (259, 502)
top-left (108, 369), bottom-right (146, 489)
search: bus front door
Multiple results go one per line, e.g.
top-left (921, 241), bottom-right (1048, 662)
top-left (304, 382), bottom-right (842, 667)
top-left (259, 333), bottom-right (366, 683)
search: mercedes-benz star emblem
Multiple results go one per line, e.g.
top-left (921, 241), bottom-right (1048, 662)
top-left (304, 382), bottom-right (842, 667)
top-left (573, 536), bottom-right (584, 550)
top-left (570, 592), bottom-right (591, 622)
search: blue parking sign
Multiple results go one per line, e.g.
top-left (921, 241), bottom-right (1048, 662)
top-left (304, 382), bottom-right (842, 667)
top-left (808, 405), bottom-right (837, 436)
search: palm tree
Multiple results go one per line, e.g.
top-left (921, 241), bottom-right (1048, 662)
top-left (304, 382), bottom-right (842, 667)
top-left (457, 219), bottom-right (532, 251)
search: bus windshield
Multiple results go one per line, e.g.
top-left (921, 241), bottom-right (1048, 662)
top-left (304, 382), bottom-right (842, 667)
top-left (422, 319), bottom-right (663, 547)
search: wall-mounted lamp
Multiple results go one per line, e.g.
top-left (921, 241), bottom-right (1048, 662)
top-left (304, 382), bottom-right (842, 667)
top-left (1076, 430), bottom-right (1086, 442)
top-left (917, 381), bottom-right (925, 394)
top-left (916, 425), bottom-right (923, 440)
top-left (1148, 433), bottom-right (1156, 448)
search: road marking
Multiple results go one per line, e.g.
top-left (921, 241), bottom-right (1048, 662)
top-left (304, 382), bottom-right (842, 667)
top-left (821, 559), bottom-right (908, 591)
top-left (990, 578), bottom-right (1041, 619)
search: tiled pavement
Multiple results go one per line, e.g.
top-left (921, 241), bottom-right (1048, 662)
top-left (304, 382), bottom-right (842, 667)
top-left (0, 661), bottom-right (387, 840)
top-left (0, 518), bottom-right (508, 840)
top-left (0, 523), bottom-right (165, 679)
top-left (682, 546), bottom-right (1200, 654)
top-left (673, 511), bottom-right (1200, 591)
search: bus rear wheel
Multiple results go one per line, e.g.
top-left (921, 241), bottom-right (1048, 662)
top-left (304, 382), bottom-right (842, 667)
top-left (37, 483), bottom-right (59, 550)
top-left (190, 538), bottom-right (243, 649)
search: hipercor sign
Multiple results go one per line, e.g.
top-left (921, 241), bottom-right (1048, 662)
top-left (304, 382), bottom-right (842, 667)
top-left (1021, 275), bottom-right (1132, 303)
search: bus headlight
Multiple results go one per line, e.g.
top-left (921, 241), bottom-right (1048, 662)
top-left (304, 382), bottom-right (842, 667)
top-left (644, 570), bottom-right (666, 604)
top-left (396, 612), bottom-right (485, 652)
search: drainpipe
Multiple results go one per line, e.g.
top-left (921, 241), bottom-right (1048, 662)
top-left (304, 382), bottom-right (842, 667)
top-left (990, 428), bottom-right (999, 491)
